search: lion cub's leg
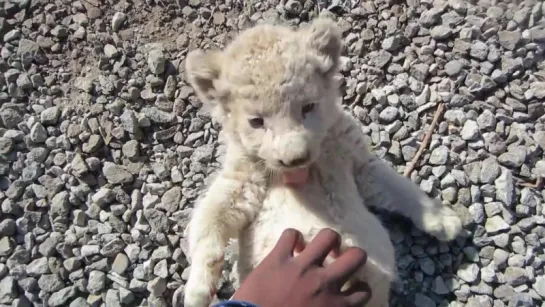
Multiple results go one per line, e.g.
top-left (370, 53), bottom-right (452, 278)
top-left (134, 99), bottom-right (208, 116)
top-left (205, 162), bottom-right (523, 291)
top-left (334, 113), bottom-right (462, 242)
top-left (179, 172), bottom-right (265, 307)
top-left (356, 158), bottom-right (462, 242)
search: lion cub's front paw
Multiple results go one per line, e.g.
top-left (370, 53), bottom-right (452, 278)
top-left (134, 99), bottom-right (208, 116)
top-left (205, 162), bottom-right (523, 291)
top-left (419, 206), bottom-right (462, 242)
top-left (183, 278), bottom-right (214, 307)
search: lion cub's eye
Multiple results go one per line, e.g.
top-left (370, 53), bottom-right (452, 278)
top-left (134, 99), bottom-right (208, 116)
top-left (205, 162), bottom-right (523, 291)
top-left (248, 118), bottom-right (264, 129)
top-left (302, 103), bottom-right (315, 115)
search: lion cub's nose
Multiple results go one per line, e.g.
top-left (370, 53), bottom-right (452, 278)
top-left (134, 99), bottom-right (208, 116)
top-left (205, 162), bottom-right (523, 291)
top-left (279, 152), bottom-right (310, 168)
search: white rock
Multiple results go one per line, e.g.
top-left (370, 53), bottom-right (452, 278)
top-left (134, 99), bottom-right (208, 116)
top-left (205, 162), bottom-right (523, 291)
top-left (112, 12), bottom-right (127, 31)
top-left (485, 216), bottom-right (510, 233)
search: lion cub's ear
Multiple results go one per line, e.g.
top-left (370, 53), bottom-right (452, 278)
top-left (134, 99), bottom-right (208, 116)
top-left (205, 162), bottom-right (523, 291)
top-left (185, 49), bottom-right (228, 104)
top-left (304, 18), bottom-right (342, 77)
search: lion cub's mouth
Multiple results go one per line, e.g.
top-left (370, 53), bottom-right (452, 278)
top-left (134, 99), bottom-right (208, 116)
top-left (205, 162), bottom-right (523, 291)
top-left (281, 168), bottom-right (310, 187)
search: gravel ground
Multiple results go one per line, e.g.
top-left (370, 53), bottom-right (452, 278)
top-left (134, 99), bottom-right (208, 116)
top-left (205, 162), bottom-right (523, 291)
top-left (0, 0), bottom-right (545, 306)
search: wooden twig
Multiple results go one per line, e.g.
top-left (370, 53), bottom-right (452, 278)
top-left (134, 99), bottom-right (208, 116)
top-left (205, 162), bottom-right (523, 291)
top-left (348, 94), bottom-right (362, 109)
top-left (403, 102), bottom-right (446, 178)
top-left (516, 177), bottom-right (544, 189)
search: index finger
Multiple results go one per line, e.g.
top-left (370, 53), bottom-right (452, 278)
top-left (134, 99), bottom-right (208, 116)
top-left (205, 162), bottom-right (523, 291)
top-left (268, 228), bottom-right (305, 261)
top-left (296, 228), bottom-right (341, 267)
top-left (323, 247), bottom-right (367, 285)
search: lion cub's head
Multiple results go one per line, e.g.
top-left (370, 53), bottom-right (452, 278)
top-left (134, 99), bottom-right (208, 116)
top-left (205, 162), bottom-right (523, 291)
top-left (185, 18), bottom-right (343, 181)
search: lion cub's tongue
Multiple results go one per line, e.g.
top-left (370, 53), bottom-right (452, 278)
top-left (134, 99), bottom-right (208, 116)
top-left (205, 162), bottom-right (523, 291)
top-left (281, 168), bottom-right (309, 186)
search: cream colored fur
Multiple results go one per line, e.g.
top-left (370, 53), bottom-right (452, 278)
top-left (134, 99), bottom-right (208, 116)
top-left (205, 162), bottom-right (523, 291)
top-left (176, 18), bottom-right (463, 307)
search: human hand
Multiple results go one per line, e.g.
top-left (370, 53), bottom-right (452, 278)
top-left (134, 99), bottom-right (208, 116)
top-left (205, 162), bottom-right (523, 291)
top-left (231, 228), bottom-right (372, 307)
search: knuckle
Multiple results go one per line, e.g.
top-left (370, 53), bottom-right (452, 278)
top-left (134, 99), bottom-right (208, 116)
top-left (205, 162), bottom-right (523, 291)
top-left (311, 272), bottom-right (329, 292)
top-left (283, 228), bottom-right (299, 238)
top-left (317, 228), bottom-right (340, 242)
top-left (342, 246), bottom-right (367, 265)
top-left (291, 260), bottom-right (306, 274)
top-left (350, 247), bottom-right (367, 261)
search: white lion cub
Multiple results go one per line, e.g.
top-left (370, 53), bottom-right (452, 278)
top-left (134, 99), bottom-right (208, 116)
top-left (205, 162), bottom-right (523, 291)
top-left (179, 17), bottom-right (462, 307)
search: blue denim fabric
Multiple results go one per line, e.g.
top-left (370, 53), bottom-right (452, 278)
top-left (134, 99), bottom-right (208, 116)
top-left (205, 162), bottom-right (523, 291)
top-left (211, 300), bottom-right (260, 307)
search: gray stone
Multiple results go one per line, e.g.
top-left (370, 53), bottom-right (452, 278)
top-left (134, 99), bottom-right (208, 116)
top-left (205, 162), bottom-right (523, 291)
top-left (457, 263), bottom-right (480, 283)
top-left (144, 209), bottom-right (169, 232)
top-left (120, 110), bottom-right (140, 134)
top-left (470, 41), bottom-right (489, 60)
top-left (445, 60), bottom-right (462, 76)
top-left (106, 289), bottom-right (122, 307)
top-left (87, 270), bottom-right (107, 294)
top-left (82, 134), bottom-right (102, 153)
top-left (21, 162), bottom-right (44, 181)
top-left (3, 29), bottom-right (21, 42)
top-left (153, 259), bottom-right (169, 278)
top-left (419, 257), bottom-right (435, 275)
top-left (504, 267), bottom-right (528, 286)
top-left (26, 257), bottom-right (49, 276)
top-left (159, 187), bottom-right (182, 213)
top-left (142, 107), bottom-right (175, 124)
top-left (190, 144), bottom-right (215, 163)
top-left (463, 246), bottom-right (479, 262)
top-left (148, 49), bottom-right (165, 74)
top-left (410, 63), bottom-right (429, 81)
top-left (0, 276), bottom-right (16, 304)
top-left (0, 137), bottom-right (13, 155)
top-left (17, 39), bottom-right (40, 55)
top-left (480, 158), bottom-right (501, 184)
top-left (533, 276), bottom-right (545, 298)
top-left (51, 191), bottom-right (70, 218)
top-left (147, 277), bottom-right (167, 296)
top-left (379, 107), bottom-right (399, 123)
top-left (122, 140), bottom-right (140, 159)
top-left (414, 293), bottom-right (436, 307)
top-left (112, 253), bottom-right (130, 275)
top-left (119, 287), bottom-right (135, 304)
top-left (51, 25), bottom-right (69, 38)
top-left (507, 293), bottom-right (534, 307)
top-left (433, 276), bottom-right (450, 294)
top-left (381, 36), bottom-right (401, 51)
top-left (461, 120), bottom-right (479, 140)
top-left (92, 188), bottom-right (115, 206)
top-left (151, 245), bottom-right (172, 261)
top-left (498, 31), bottom-right (521, 51)
top-left (48, 286), bottom-right (76, 306)
top-left (103, 162), bottom-right (133, 184)
top-left (367, 50), bottom-right (392, 68)
top-left (492, 69), bottom-right (507, 83)
top-left (104, 44), bottom-right (119, 58)
top-left (100, 238), bottom-right (126, 257)
top-left (0, 237), bottom-right (11, 257)
top-left (0, 220), bottom-right (15, 237)
top-left (38, 274), bottom-right (65, 292)
top-left (40, 107), bottom-right (61, 125)
top-left (430, 25), bottom-right (453, 39)
top-left (535, 161), bottom-right (545, 178)
top-left (485, 216), bottom-right (510, 234)
top-left (429, 146), bottom-right (449, 165)
top-left (30, 122), bottom-right (48, 143)
top-left (71, 154), bottom-right (89, 177)
top-left (81, 245), bottom-right (101, 257)
top-left (477, 109), bottom-right (496, 130)
top-left (112, 12), bottom-right (127, 32)
top-left (69, 297), bottom-right (88, 307)
top-left (529, 28), bottom-right (545, 42)
top-left (495, 169), bottom-right (515, 207)
top-left (495, 284), bottom-right (515, 301)
top-left (419, 8), bottom-right (442, 27)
